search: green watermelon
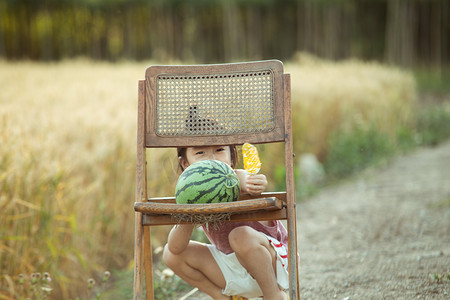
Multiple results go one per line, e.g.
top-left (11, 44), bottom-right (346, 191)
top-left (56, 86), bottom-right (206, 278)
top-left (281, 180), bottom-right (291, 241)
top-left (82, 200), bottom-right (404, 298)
top-left (175, 159), bottom-right (240, 204)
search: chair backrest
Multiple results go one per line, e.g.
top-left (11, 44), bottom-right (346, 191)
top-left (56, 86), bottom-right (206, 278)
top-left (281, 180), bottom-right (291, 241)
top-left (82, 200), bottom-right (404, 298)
top-left (143, 60), bottom-right (286, 148)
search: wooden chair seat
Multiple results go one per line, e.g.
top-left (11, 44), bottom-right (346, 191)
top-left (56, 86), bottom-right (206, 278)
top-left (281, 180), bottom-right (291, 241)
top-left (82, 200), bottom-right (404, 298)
top-left (135, 193), bottom-right (287, 226)
top-left (135, 192), bottom-right (286, 213)
top-left (135, 197), bottom-right (284, 215)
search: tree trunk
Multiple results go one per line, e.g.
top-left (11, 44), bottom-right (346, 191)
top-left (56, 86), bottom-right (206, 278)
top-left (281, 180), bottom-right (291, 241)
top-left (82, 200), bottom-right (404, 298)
top-left (385, 0), bottom-right (417, 66)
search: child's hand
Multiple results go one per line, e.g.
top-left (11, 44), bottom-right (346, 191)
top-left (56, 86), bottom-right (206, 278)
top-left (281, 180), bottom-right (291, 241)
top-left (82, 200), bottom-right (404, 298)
top-left (235, 169), bottom-right (267, 195)
top-left (245, 173), bottom-right (267, 195)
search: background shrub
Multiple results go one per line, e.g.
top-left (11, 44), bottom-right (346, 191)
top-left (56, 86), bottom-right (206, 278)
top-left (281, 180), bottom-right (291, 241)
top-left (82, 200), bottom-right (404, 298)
top-left (324, 125), bottom-right (395, 178)
top-left (416, 103), bottom-right (450, 146)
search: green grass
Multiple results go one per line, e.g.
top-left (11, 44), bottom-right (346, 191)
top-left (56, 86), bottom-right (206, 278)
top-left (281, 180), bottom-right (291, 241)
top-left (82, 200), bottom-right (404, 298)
top-left (323, 101), bottom-right (450, 181)
top-left (324, 125), bottom-right (395, 179)
top-left (416, 103), bottom-right (450, 146)
top-left (100, 266), bottom-right (193, 300)
top-left (414, 67), bottom-right (450, 95)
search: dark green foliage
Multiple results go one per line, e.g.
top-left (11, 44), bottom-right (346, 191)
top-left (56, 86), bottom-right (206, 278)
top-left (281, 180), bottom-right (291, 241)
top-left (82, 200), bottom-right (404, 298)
top-left (153, 269), bottom-right (191, 299)
top-left (414, 69), bottom-right (450, 95)
top-left (100, 267), bottom-right (192, 299)
top-left (323, 101), bottom-right (450, 181)
top-left (395, 126), bottom-right (418, 152)
top-left (417, 105), bottom-right (450, 146)
top-left (324, 126), bottom-right (395, 178)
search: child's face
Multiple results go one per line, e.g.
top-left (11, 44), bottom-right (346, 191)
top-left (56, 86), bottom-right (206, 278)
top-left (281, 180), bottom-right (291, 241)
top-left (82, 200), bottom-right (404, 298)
top-left (181, 146), bottom-right (232, 170)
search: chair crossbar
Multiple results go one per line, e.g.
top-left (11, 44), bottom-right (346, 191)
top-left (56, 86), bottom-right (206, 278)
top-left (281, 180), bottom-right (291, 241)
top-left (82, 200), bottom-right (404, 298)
top-left (134, 197), bottom-right (285, 215)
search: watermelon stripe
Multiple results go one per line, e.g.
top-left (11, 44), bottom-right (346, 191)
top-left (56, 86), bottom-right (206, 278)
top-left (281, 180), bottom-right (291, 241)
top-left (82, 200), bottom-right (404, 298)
top-left (187, 178), bottom-right (227, 204)
top-left (232, 184), bottom-right (239, 201)
top-left (175, 174), bottom-right (224, 197)
top-left (181, 167), bottom-right (215, 179)
top-left (175, 179), bottom-right (225, 197)
top-left (214, 160), bottom-right (228, 173)
top-left (182, 179), bottom-right (225, 203)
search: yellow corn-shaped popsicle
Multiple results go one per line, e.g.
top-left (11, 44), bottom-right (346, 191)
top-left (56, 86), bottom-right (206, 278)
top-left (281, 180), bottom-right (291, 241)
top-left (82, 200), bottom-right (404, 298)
top-left (242, 143), bottom-right (261, 174)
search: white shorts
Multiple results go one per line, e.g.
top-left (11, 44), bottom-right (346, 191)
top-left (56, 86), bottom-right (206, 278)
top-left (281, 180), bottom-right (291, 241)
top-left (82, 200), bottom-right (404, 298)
top-left (207, 234), bottom-right (289, 298)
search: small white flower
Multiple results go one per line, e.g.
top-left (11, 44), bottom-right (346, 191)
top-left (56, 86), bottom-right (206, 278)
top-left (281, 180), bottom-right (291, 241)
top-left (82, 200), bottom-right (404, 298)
top-left (161, 268), bottom-right (174, 279)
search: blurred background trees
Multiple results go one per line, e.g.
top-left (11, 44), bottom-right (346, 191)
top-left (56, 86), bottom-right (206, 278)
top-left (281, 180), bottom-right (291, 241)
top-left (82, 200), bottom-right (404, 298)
top-left (0, 0), bottom-right (448, 68)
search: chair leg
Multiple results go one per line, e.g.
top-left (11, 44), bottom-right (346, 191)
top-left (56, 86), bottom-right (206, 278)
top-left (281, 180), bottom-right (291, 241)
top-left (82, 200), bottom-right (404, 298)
top-left (134, 213), bottom-right (145, 300)
top-left (287, 212), bottom-right (300, 300)
top-left (143, 226), bottom-right (154, 300)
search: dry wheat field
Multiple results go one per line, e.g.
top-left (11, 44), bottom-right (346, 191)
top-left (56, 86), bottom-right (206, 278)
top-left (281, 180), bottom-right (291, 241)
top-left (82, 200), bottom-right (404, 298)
top-left (0, 57), bottom-right (416, 298)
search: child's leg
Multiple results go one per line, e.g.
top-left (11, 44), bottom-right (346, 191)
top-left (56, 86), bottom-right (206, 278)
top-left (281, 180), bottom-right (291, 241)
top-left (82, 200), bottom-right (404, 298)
top-left (228, 226), bottom-right (287, 300)
top-left (163, 240), bottom-right (229, 300)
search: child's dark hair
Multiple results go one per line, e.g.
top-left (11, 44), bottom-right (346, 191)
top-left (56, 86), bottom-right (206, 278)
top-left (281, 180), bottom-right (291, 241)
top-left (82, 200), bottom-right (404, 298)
top-left (177, 146), bottom-right (238, 172)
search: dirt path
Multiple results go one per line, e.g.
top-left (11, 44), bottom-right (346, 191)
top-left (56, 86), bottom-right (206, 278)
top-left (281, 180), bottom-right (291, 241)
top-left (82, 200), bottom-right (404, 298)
top-left (189, 140), bottom-right (450, 299)
top-left (298, 140), bottom-right (450, 300)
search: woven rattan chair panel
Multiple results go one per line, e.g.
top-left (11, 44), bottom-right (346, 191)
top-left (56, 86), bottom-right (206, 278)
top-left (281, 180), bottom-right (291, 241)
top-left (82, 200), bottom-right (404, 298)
top-left (155, 71), bottom-right (274, 137)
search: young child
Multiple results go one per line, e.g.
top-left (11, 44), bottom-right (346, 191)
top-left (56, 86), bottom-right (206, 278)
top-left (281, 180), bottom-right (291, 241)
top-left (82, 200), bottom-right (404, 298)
top-left (163, 145), bottom-right (289, 300)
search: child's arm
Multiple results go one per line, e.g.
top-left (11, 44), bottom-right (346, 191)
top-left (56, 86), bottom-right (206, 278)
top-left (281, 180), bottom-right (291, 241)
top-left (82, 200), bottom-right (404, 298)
top-left (235, 169), bottom-right (268, 196)
top-left (166, 224), bottom-right (195, 254)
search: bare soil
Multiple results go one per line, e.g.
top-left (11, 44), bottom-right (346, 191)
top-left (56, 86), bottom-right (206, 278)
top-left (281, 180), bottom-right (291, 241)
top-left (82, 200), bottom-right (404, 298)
top-left (188, 140), bottom-right (450, 300)
top-left (298, 140), bottom-right (450, 300)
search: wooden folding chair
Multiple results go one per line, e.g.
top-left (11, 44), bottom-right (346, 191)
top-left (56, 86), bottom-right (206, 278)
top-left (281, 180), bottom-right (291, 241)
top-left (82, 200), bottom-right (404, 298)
top-left (133, 60), bottom-right (300, 299)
